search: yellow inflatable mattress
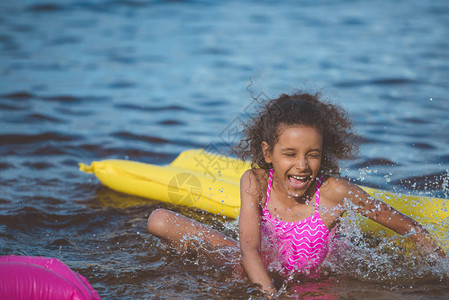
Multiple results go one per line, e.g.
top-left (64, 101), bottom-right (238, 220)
top-left (79, 149), bottom-right (448, 244)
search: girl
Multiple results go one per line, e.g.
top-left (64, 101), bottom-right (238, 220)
top-left (147, 92), bottom-right (444, 296)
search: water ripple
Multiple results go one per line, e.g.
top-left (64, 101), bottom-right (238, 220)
top-left (25, 3), bottom-right (64, 13)
top-left (112, 131), bottom-right (170, 144)
top-left (115, 103), bottom-right (194, 112)
top-left (392, 172), bottom-right (449, 191)
top-left (0, 91), bottom-right (34, 100)
top-left (353, 158), bottom-right (399, 168)
top-left (334, 78), bottom-right (419, 88)
top-left (0, 132), bottom-right (81, 146)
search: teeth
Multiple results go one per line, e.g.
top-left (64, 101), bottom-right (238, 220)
top-left (292, 175), bottom-right (308, 180)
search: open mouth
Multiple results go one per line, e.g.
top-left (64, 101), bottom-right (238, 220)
top-left (288, 175), bottom-right (311, 189)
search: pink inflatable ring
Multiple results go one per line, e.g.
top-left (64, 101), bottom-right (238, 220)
top-left (0, 255), bottom-right (100, 300)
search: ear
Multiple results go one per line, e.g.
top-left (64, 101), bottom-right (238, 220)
top-left (261, 141), bottom-right (272, 164)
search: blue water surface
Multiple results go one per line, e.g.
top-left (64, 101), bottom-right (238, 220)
top-left (1, 0), bottom-right (448, 298)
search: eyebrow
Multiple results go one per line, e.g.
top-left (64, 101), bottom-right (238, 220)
top-left (280, 148), bottom-right (322, 152)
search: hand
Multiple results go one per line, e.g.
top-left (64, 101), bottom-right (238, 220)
top-left (407, 229), bottom-right (446, 258)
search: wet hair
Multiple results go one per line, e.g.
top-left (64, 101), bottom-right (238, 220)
top-left (234, 91), bottom-right (358, 176)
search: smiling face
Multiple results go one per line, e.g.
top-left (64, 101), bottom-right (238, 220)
top-left (262, 125), bottom-right (323, 199)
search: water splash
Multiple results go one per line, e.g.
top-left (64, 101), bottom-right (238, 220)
top-left (324, 210), bottom-right (449, 284)
top-left (443, 169), bottom-right (449, 199)
top-left (358, 167), bottom-right (378, 182)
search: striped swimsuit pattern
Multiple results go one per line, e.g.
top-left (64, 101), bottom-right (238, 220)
top-left (261, 169), bottom-right (331, 273)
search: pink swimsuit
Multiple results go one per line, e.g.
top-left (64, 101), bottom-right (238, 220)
top-left (261, 169), bottom-right (331, 273)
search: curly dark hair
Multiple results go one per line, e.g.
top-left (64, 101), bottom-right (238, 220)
top-left (234, 91), bottom-right (358, 176)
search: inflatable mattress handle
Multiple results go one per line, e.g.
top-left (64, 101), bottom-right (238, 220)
top-left (79, 162), bottom-right (94, 174)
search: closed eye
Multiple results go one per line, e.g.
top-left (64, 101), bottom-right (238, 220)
top-left (308, 153), bottom-right (321, 158)
top-left (284, 153), bottom-right (296, 157)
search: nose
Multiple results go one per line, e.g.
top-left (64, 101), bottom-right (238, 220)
top-left (295, 157), bottom-right (308, 170)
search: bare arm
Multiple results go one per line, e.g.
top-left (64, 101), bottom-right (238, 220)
top-left (238, 170), bottom-right (276, 296)
top-left (333, 179), bottom-right (445, 257)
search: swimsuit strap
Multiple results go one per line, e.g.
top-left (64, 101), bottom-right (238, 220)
top-left (265, 169), bottom-right (274, 208)
top-left (314, 175), bottom-right (323, 209)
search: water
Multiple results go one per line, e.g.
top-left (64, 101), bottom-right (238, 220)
top-left (1, 0), bottom-right (448, 298)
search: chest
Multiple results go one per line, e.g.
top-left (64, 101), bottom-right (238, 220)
top-left (264, 194), bottom-right (316, 223)
top-left (263, 193), bottom-right (343, 230)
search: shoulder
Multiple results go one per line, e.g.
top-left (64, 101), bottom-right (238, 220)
top-left (321, 175), bottom-right (372, 205)
top-left (240, 168), bottom-right (268, 187)
top-left (321, 175), bottom-right (349, 191)
top-left (320, 176), bottom-right (360, 205)
top-left (240, 168), bottom-right (269, 205)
